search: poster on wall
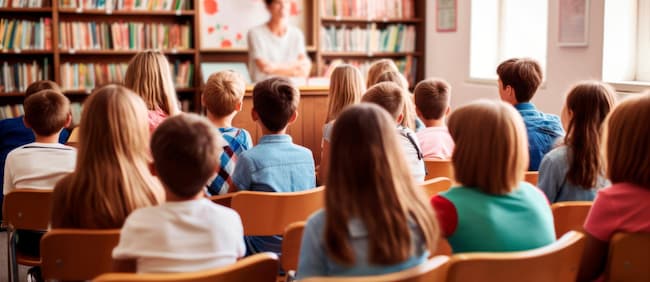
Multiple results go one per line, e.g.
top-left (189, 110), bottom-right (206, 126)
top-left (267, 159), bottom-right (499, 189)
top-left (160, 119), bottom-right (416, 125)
top-left (436, 0), bottom-right (457, 32)
top-left (199, 0), bottom-right (307, 50)
top-left (558, 0), bottom-right (589, 47)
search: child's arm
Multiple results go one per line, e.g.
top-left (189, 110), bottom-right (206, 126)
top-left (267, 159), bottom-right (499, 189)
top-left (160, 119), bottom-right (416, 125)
top-left (577, 233), bottom-right (608, 281)
top-left (316, 140), bottom-right (330, 185)
top-left (112, 258), bottom-right (137, 273)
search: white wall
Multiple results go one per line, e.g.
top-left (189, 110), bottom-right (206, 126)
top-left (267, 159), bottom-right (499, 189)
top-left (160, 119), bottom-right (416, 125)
top-left (425, 0), bottom-right (605, 115)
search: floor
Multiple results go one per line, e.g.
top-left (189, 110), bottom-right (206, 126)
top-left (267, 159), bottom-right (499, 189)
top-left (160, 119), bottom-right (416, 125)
top-left (0, 231), bottom-right (30, 282)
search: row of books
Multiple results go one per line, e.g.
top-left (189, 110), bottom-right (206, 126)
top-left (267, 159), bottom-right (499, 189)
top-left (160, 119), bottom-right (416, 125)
top-left (1, 59), bottom-right (50, 92)
top-left (0, 0), bottom-right (50, 8)
top-left (320, 24), bottom-right (416, 53)
top-left (58, 21), bottom-right (192, 51)
top-left (321, 0), bottom-right (415, 19)
top-left (58, 0), bottom-right (190, 11)
top-left (0, 102), bottom-right (82, 124)
top-left (322, 57), bottom-right (418, 86)
top-left (0, 18), bottom-right (52, 51)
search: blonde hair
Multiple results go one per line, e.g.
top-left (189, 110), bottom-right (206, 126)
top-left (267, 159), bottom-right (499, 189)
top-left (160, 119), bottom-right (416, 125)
top-left (366, 59), bottom-right (399, 89)
top-left (361, 81), bottom-right (404, 121)
top-left (604, 93), bottom-right (650, 188)
top-left (51, 85), bottom-right (164, 229)
top-left (124, 50), bottom-right (180, 115)
top-left (325, 103), bottom-right (438, 265)
top-left (374, 70), bottom-right (416, 130)
top-left (448, 99), bottom-right (529, 194)
top-left (202, 70), bottom-right (246, 117)
top-left (326, 64), bottom-right (366, 122)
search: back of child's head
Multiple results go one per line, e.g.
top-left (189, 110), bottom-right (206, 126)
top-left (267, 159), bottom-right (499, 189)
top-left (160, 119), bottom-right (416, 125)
top-left (373, 70), bottom-right (417, 130)
top-left (151, 114), bottom-right (223, 198)
top-left (604, 93), bottom-right (650, 188)
top-left (375, 70), bottom-right (409, 89)
top-left (325, 103), bottom-right (438, 265)
top-left (366, 59), bottom-right (399, 88)
top-left (361, 81), bottom-right (405, 121)
top-left (125, 50), bottom-right (179, 116)
top-left (326, 64), bottom-right (365, 122)
top-left (414, 78), bottom-right (451, 120)
top-left (202, 70), bottom-right (246, 118)
top-left (496, 58), bottom-right (543, 103)
top-left (25, 80), bottom-right (62, 97)
top-left (252, 77), bottom-right (300, 132)
top-left (563, 81), bottom-right (616, 188)
top-left (448, 99), bottom-right (528, 195)
top-left (24, 90), bottom-right (70, 136)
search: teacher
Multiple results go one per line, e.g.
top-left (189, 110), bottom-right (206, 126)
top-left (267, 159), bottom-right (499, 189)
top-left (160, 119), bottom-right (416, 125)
top-left (248, 0), bottom-right (311, 82)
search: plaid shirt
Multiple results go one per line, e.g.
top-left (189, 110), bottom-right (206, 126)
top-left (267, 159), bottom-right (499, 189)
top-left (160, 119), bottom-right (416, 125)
top-left (206, 127), bottom-right (253, 195)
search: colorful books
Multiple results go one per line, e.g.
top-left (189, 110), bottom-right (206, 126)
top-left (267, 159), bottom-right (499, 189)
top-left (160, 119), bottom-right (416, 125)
top-left (0, 59), bottom-right (49, 92)
top-left (0, 0), bottom-right (50, 8)
top-left (320, 23), bottom-right (415, 53)
top-left (0, 18), bottom-right (52, 50)
top-left (321, 0), bottom-right (415, 19)
top-left (57, 0), bottom-right (190, 11)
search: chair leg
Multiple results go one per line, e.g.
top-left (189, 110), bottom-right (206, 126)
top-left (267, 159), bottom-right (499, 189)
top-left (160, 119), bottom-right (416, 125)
top-left (7, 229), bottom-right (19, 282)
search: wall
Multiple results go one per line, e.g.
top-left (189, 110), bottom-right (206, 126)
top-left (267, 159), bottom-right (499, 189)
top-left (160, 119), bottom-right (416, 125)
top-left (425, 0), bottom-right (605, 115)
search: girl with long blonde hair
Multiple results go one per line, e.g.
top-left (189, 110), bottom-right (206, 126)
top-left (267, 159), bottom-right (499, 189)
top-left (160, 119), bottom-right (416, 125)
top-left (297, 104), bottom-right (438, 278)
top-left (51, 85), bottom-right (164, 229)
top-left (366, 59), bottom-right (399, 88)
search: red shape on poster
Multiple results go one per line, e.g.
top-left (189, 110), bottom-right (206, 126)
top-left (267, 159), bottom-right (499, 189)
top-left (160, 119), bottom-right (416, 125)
top-left (204, 0), bottom-right (218, 15)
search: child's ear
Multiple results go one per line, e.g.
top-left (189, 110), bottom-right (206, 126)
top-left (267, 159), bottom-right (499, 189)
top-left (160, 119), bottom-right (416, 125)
top-left (22, 116), bottom-right (31, 129)
top-left (251, 108), bottom-right (259, 121)
top-left (148, 162), bottom-right (158, 176)
top-left (415, 108), bottom-right (424, 120)
top-left (396, 113), bottom-right (404, 124)
top-left (235, 100), bottom-right (243, 112)
top-left (288, 111), bottom-right (298, 124)
top-left (445, 106), bottom-right (451, 116)
top-left (200, 93), bottom-right (206, 106)
top-left (64, 112), bottom-right (72, 128)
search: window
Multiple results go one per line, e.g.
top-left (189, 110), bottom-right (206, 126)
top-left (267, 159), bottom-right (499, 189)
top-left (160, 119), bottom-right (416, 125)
top-left (469, 0), bottom-right (549, 80)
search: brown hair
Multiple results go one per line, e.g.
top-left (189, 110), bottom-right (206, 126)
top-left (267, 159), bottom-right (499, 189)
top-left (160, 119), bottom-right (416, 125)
top-left (448, 99), bottom-right (529, 194)
top-left (124, 50), bottom-right (180, 115)
top-left (604, 93), bottom-right (650, 188)
top-left (564, 81), bottom-right (616, 188)
top-left (325, 103), bottom-right (438, 265)
top-left (414, 78), bottom-right (451, 120)
top-left (23, 90), bottom-right (70, 136)
top-left (252, 77), bottom-right (300, 132)
top-left (374, 71), bottom-right (416, 130)
top-left (326, 64), bottom-right (365, 122)
top-left (25, 80), bottom-right (61, 97)
top-left (496, 58), bottom-right (543, 103)
top-left (366, 59), bottom-right (399, 89)
top-left (151, 114), bottom-right (223, 198)
top-left (361, 82), bottom-right (405, 121)
top-left (202, 70), bottom-right (246, 117)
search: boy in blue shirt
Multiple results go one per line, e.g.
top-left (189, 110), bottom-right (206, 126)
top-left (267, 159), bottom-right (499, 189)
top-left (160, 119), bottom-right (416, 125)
top-left (232, 76), bottom-right (316, 255)
top-left (497, 58), bottom-right (564, 171)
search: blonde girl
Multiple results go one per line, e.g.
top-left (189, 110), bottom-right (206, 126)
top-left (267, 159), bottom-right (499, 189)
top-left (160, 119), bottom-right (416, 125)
top-left (318, 64), bottom-right (365, 183)
top-left (374, 70), bottom-right (419, 131)
top-left (297, 103), bottom-right (438, 279)
top-left (538, 81), bottom-right (616, 202)
top-left (366, 59), bottom-right (399, 88)
top-left (124, 50), bottom-right (180, 132)
top-left (52, 85), bottom-right (164, 229)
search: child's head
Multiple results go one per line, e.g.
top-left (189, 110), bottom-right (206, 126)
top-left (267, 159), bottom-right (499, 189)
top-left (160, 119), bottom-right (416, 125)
top-left (374, 71), bottom-right (416, 130)
top-left (202, 70), bottom-right (246, 118)
top-left (125, 50), bottom-right (180, 116)
top-left (496, 58), bottom-right (543, 104)
top-left (604, 93), bottom-right (650, 188)
top-left (414, 78), bottom-right (451, 121)
top-left (325, 103), bottom-right (438, 265)
top-left (252, 77), bottom-right (300, 132)
top-left (326, 64), bottom-right (365, 122)
top-left (151, 114), bottom-right (223, 199)
top-left (361, 82), bottom-right (405, 123)
top-left (25, 80), bottom-right (62, 97)
top-left (366, 59), bottom-right (399, 88)
top-left (562, 81), bottom-right (616, 188)
top-left (23, 90), bottom-right (71, 137)
top-left (448, 99), bottom-right (528, 194)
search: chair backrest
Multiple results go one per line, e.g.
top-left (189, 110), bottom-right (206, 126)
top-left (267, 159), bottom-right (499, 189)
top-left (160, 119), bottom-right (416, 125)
top-left (551, 201), bottom-right (592, 239)
top-left (434, 238), bottom-right (453, 256)
top-left (231, 186), bottom-right (324, 236)
top-left (93, 252), bottom-right (279, 282)
top-left (300, 255), bottom-right (450, 282)
top-left (423, 159), bottom-right (454, 181)
top-left (41, 229), bottom-right (120, 281)
top-left (281, 221), bottom-right (306, 272)
top-left (524, 171), bottom-right (539, 186)
top-left (2, 189), bottom-right (52, 230)
top-left (606, 232), bottom-right (650, 282)
top-left (420, 177), bottom-right (453, 198)
top-left (209, 193), bottom-right (234, 208)
top-left (446, 231), bottom-right (585, 282)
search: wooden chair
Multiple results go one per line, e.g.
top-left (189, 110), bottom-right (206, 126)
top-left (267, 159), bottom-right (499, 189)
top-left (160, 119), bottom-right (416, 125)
top-left (435, 238), bottom-right (453, 256)
top-left (2, 189), bottom-right (52, 282)
top-left (93, 252), bottom-right (279, 282)
top-left (551, 201), bottom-right (592, 239)
top-left (300, 255), bottom-right (450, 282)
top-left (446, 231), bottom-right (585, 282)
top-left (423, 159), bottom-right (454, 181)
top-left (605, 232), bottom-right (650, 282)
top-left (524, 171), bottom-right (539, 186)
top-left (230, 186), bottom-right (324, 236)
top-left (420, 177), bottom-right (453, 198)
top-left (281, 221), bottom-right (306, 273)
top-left (40, 229), bottom-right (120, 281)
top-left (209, 193), bottom-right (235, 208)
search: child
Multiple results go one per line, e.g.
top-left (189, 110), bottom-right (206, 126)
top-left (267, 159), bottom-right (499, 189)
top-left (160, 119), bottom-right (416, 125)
top-left (538, 81), bottom-right (615, 202)
top-left (373, 70), bottom-right (421, 132)
top-left (318, 64), bottom-right (365, 183)
top-left (112, 114), bottom-right (245, 273)
top-left (201, 70), bottom-right (253, 195)
top-left (361, 82), bottom-right (425, 182)
top-left (366, 59), bottom-right (399, 89)
top-left (497, 58), bottom-right (564, 170)
top-left (231, 77), bottom-right (316, 255)
top-left (51, 85), bottom-right (164, 229)
top-left (413, 78), bottom-right (454, 159)
top-left (297, 104), bottom-right (438, 279)
top-left (578, 93), bottom-right (650, 281)
top-left (124, 50), bottom-right (180, 132)
top-left (431, 99), bottom-right (555, 253)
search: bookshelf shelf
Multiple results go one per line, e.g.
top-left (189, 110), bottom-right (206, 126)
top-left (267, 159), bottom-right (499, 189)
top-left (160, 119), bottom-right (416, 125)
top-left (57, 8), bottom-right (195, 16)
top-left (0, 7), bottom-right (52, 13)
top-left (320, 17), bottom-right (423, 24)
top-left (0, 50), bottom-right (53, 55)
top-left (62, 90), bottom-right (93, 95)
top-left (321, 51), bottom-right (422, 58)
top-left (0, 92), bottom-right (27, 97)
top-left (58, 49), bottom-right (196, 55)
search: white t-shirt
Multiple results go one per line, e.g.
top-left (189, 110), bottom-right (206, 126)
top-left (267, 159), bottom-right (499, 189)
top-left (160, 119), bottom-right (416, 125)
top-left (397, 127), bottom-right (426, 183)
top-left (247, 24), bottom-right (307, 82)
top-left (3, 142), bottom-right (76, 195)
top-left (112, 198), bottom-right (246, 273)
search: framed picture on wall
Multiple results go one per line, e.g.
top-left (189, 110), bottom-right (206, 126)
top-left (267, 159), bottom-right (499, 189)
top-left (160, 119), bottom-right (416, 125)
top-left (436, 0), bottom-right (457, 32)
top-left (558, 0), bottom-right (589, 47)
